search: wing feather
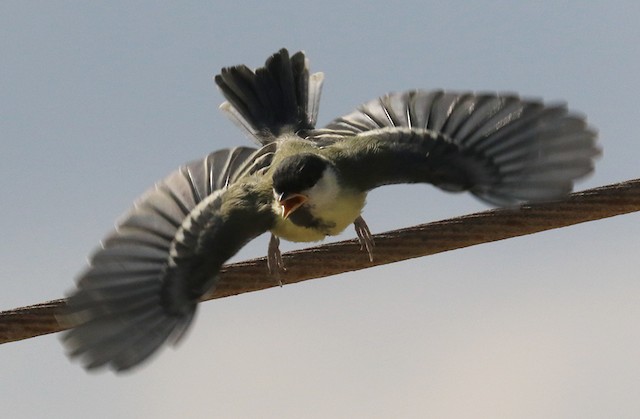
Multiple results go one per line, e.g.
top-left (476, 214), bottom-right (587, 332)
top-left (61, 146), bottom-right (274, 371)
top-left (317, 90), bottom-right (599, 205)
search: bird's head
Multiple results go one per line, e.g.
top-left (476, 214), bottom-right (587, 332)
top-left (272, 153), bottom-right (338, 219)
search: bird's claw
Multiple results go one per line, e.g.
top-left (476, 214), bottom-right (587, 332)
top-left (267, 234), bottom-right (286, 286)
top-left (354, 215), bottom-right (375, 262)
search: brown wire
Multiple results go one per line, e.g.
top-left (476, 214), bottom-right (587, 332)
top-left (2, 178), bottom-right (639, 344)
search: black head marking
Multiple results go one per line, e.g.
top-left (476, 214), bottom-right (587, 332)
top-left (272, 153), bottom-right (329, 194)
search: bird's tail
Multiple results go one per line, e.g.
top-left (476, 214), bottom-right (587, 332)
top-left (214, 48), bottom-right (325, 144)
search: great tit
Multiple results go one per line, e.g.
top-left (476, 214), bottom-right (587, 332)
top-left (60, 48), bottom-right (600, 371)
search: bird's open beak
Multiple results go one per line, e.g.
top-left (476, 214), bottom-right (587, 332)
top-left (278, 192), bottom-right (308, 219)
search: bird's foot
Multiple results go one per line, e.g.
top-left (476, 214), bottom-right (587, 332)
top-left (354, 215), bottom-right (375, 262)
top-left (267, 234), bottom-right (286, 286)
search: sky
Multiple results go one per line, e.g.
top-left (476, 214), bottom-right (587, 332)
top-left (1, 1), bottom-right (640, 418)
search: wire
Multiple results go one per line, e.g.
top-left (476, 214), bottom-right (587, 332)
top-left (2, 178), bottom-right (639, 345)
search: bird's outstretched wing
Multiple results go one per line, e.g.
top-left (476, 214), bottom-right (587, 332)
top-left (60, 146), bottom-right (276, 371)
top-left (313, 90), bottom-right (600, 205)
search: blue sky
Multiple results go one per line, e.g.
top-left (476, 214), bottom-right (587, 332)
top-left (2, 1), bottom-right (640, 418)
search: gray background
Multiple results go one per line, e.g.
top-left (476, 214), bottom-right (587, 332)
top-left (2, 1), bottom-right (639, 418)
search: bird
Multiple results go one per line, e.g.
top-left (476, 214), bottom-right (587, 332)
top-left (59, 48), bottom-right (600, 372)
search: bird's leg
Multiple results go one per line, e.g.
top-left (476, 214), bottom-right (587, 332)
top-left (267, 234), bottom-right (286, 286)
top-left (353, 215), bottom-right (375, 262)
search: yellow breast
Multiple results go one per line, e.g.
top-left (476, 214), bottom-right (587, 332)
top-left (271, 191), bottom-right (366, 243)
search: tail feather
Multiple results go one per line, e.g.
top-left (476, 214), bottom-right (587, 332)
top-left (215, 48), bottom-right (324, 144)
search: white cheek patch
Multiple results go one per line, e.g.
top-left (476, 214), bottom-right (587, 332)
top-left (306, 167), bottom-right (340, 210)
